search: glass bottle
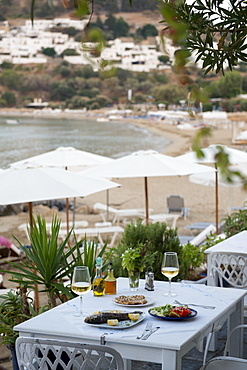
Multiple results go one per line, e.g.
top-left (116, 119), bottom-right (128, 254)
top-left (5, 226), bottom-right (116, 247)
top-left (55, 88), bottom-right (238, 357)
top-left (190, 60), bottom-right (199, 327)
top-left (93, 257), bottom-right (105, 296)
top-left (105, 262), bottom-right (116, 295)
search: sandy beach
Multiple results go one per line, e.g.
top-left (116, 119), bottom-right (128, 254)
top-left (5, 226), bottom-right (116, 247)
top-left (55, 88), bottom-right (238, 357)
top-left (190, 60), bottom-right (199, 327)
top-left (1, 110), bottom-right (247, 246)
top-left (1, 109), bottom-right (247, 368)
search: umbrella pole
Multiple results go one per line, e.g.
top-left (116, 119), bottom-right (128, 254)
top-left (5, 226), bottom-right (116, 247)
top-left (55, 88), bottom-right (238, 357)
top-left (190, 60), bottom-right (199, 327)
top-left (144, 177), bottom-right (149, 225)
top-left (28, 202), bottom-right (40, 312)
top-left (106, 189), bottom-right (109, 222)
top-left (66, 198), bottom-right (69, 234)
top-left (215, 165), bottom-right (219, 234)
top-left (65, 166), bottom-right (70, 234)
top-left (28, 202), bottom-right (33, 228)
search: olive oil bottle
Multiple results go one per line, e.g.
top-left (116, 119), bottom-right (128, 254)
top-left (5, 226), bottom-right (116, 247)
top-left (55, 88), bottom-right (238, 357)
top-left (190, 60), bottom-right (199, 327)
top-left (105, 262), bottom-right (116, 295)
top-left (93, 257), bottom-right (105, 296)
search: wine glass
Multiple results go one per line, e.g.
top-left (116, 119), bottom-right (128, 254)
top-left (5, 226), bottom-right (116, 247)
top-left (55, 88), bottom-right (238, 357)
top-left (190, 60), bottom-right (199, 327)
top-left (161, 252), bottom-right (179, 297)
top-left (71, 266), bottom-right (91, 317)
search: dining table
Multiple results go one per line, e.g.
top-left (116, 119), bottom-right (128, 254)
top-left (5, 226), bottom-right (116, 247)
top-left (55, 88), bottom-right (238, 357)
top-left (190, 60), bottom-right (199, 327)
top-left (14, 277), bottom-right (245, 370)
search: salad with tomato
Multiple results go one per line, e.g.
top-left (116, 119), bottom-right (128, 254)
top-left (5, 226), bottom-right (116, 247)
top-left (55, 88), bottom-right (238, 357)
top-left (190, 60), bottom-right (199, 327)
top-left (149, 304), bottom-right (192, 318)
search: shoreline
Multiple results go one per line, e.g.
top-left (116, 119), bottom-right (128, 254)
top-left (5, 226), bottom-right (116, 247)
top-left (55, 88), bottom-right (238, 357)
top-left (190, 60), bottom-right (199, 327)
top-left (1, 108), bottom-right (245, 157)
top-left (0, 107), bottom-right (203, 157)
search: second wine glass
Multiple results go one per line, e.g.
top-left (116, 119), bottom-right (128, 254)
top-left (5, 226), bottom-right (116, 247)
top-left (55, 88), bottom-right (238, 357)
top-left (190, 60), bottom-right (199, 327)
top-left (161, 252), bottom-right (179, 297)
top-left (71, 266), bottom-right (91, 317)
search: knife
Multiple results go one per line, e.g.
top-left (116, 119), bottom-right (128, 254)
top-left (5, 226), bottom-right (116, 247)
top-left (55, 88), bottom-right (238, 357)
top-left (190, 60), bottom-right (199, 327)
top-left (141, 326), bottom-right (160, 340)
top-left (136, 321), bottom-right (153, 339)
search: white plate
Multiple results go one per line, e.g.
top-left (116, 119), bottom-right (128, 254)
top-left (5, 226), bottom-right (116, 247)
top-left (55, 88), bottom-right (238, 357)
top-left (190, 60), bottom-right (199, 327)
top-left (112, 296), bottom-right (155, 308)
top-left (85, 310), bottom-right (145, 329)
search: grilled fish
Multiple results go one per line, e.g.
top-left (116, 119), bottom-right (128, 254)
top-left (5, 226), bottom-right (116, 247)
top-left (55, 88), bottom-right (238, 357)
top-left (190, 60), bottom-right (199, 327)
top-left (84, 311), bottom-right (142, 324)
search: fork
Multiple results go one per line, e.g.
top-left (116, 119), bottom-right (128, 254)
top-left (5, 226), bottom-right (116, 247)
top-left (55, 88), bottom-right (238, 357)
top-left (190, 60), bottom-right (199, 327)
top-left (136, 321), bottom-right (153, 339)
top-left (174, 300), bottom-right (215, 310)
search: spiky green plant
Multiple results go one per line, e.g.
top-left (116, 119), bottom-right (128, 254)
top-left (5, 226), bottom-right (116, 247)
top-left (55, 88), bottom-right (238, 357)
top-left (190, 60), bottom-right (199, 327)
top-left (1, 215), bottom-right (82, 308)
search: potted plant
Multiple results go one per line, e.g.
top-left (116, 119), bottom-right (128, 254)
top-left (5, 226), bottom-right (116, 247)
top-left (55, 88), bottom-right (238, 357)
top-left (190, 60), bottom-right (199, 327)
top-left (0, 288), bottom-right (47, 370)
top-left (121, 243), bottom-right (157, 290)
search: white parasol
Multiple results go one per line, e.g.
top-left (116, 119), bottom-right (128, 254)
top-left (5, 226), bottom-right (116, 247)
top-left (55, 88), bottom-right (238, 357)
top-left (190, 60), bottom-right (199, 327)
top-left (82, 150), bottom-right (215, 225)
top-left (178, 144), bottom-right (247, 232)
top-left (9, 146), bottom-right (114, 230)
top-left (0, 163), bottom-right (120, 226)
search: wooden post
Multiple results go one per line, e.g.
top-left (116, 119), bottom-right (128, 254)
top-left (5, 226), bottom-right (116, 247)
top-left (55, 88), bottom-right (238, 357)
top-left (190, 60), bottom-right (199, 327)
top-left (144, 177), bottom-right (149, 225)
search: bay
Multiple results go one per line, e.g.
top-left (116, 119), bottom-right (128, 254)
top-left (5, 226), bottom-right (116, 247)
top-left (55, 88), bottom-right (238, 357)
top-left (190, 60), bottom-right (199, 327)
top-left (0, 115), bottom-right (169, 168)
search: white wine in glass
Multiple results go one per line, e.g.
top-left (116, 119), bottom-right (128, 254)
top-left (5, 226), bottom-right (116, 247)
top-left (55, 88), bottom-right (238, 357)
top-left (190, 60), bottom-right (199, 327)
top-left (161, 252), bottom-right (179, 297)
top-left (71, 266), bottom-right (91, 317)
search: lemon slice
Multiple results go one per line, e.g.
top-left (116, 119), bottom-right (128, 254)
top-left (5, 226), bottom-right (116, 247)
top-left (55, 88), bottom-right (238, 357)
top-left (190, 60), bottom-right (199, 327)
top-left (107, 319), bottom-right (118, 326)
top-left (128, 313), bottom-right (140, 321)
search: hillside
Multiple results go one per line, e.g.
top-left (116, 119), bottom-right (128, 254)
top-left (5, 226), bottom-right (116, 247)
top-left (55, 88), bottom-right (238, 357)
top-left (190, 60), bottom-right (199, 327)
top-left (1, 0), bottom-right (160, 22)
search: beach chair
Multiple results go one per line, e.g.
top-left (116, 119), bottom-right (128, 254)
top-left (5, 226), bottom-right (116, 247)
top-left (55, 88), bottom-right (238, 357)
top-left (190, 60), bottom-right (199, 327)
top-left (93, 202), bottom-right (148, 225)
top-left (167, 195), bottom-right (189, 219)
top-left (144, 213), bottom-right (180, 228)
top-left (0, 240), bottom-right (24, 263)
top-left (58, 225), bottom-right (124, 248)
top-left (16, 337), bottom-right (124, 370)
top-left (179, 224), bottom-right (217, 247)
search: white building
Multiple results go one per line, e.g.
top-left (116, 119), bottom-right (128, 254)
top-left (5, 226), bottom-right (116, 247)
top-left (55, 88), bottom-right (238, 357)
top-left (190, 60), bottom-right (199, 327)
top-left (0, 19), bottom-right (174, 71)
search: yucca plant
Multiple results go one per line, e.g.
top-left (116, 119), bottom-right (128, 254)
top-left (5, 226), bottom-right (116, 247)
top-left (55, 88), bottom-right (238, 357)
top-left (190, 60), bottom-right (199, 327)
top-left (69, 237), bottom-right (108, 279)
top-left (1, 215), bottom-right (82, 308)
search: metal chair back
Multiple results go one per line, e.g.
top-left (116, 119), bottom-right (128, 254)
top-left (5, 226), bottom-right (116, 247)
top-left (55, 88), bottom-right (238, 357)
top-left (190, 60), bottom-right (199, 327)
top-left (210, 252), bottom-right (247, 288)
top-left (16, 337), bottom-right (124, 370)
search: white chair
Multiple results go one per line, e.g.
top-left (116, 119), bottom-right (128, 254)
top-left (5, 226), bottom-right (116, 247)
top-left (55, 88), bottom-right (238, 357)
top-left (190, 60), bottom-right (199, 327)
top-left (203, 357), bottom-right (247, 369)
top-left (93, 202), bottom-right (149, 225)
top-left (16, 337), bottom-right (124, 370)
top-left (209, 252), bottom-right (247, 288)
top-left (203, 325), bottom-right (247, 369)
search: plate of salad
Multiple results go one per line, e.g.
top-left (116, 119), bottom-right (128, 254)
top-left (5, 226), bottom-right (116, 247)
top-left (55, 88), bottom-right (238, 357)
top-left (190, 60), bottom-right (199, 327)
top-left (148, 304), bottom-right (197, 320)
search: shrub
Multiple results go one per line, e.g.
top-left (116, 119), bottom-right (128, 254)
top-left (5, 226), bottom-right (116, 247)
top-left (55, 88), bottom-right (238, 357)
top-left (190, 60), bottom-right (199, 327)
top-left (106, 220), bottom-right (183, 280)
top-left (223, 209), bottom-right (247, 237)
top-left (1, 91), bottom-right (16, 107)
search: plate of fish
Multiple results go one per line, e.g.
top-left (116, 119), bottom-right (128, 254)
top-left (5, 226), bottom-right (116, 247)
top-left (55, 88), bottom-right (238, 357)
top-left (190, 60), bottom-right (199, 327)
top-left (84, 310), bottom-right (145, 329)
top-left (113, 295), bottom-right (154, 307)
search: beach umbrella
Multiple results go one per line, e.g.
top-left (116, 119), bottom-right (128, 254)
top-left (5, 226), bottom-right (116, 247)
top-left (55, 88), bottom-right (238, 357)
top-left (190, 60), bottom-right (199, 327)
top-left (189, 170), bottom-right (244, 214)
top-left (82, 150), bottom-right (215, 225)
top-left (10, 146), bottom-right (114, 230)
top-left (0, 163), bottom-right (120, 227)
top-left (178, 144), bottom-right (247, 233)
top-left (0, 163), bottom-right (120, 309)
top-left (10, 146), bottom-right (113, 169)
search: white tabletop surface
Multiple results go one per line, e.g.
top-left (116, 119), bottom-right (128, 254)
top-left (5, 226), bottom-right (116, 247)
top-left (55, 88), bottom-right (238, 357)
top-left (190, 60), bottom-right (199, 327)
top-left (204, 230), bottom-right (247, 254)
top-left (14, 278), bottom-right (245, 370)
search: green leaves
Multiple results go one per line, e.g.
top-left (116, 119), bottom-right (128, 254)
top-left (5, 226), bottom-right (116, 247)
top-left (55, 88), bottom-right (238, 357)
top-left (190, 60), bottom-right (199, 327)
top-left (1, 215), bottom-right (79, 307)
top-left (160, 0), bottom-right (247, 74)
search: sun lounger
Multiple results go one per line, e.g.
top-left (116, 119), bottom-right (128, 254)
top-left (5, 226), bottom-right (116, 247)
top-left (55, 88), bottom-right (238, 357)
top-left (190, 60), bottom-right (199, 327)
top-left (59, 225), bottom-right (124, 248)
top-left (93, 202), bottom-right (151, 224)
top-left (0, 242), bottom-right (25, 264)
top-left (185, 222), bottom-right (224, 235)
top-left (167, 195), bottom-right (190, 220)
top-left (144, 213), bottom-right (180, 228)
top-left (18, 220), bottom-right (89, 239)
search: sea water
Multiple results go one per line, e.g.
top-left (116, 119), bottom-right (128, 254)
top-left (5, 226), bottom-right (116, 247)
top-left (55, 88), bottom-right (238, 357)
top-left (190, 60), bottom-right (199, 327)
top-left (0, 115), bottom-right (170, 168)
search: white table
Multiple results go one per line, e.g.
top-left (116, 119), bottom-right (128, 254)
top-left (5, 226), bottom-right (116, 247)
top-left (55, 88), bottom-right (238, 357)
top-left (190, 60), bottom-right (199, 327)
top-left (204, 230), bottom-right (247, 286)
top-left (14, 278), bottom-right (245, 370)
